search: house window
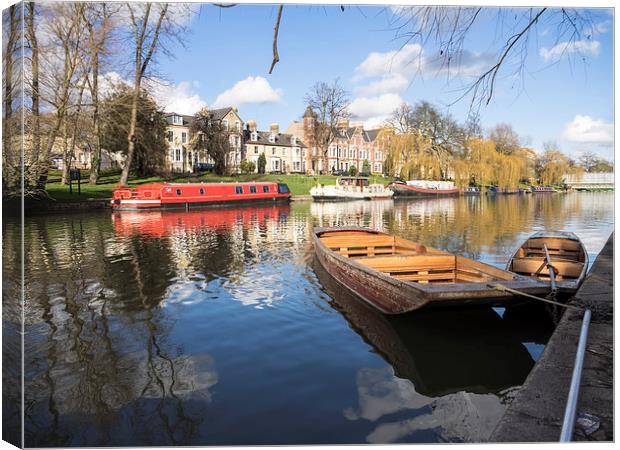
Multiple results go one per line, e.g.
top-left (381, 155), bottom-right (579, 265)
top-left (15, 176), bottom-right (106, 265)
top-left (296, 148), bottom-right (300, 156)
top-left (222, 119), bottom-right (228, 128)
top-left (250, 185), bottom-right (257, 193)
top-left (235, 121), bottom-right (241, 132)
top-left (272, 147), bottom-right (276, 155)
top-left (282, 148), bottom-right (286, 156)
top-left (235, 186), bottom-right (243, 194)
top-left (175, 149), bottom-right (181, 161)
top-left (251, 131), bottom-right (258, 141)
top-left (172, 115), bottom-right (182, 125)
top-left (254, 146), bottom-right (259, 154)
top-left (375, 151), bottom-right (381, 160)
top-left (181, 132), bottom-right (187, 143)
top-left (269, 134), bottom-right (275, 143)
top-left (291, 136), bottom-right (296, 145)
top-left (167, 130), bottom-right (173, 142)
top-left (263, 185), bottom-right (270, 193)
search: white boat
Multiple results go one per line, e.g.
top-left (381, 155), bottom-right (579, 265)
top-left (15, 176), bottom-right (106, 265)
top-left (310, 177), bottom-right (394, 202)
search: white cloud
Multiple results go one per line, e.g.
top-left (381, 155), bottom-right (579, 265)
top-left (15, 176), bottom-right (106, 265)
top-left (539, 40), bottom-right (600, 62)
top-left (98, 72), bottom-right (208, 115)
top-left (354, 44), bottom-right (424, 81)
top-left (353, 44), bottom-right (494, 100)
top-left (148, 80), bottom-right (207, 114)
top-left (562, 115), bottom-right (613, 146)
top-left (349, 93), bottom-right (404, 129)
top-left (213, 76), bottom-right (282, 108)
top-left (356, 74), bottom-right (409, 96)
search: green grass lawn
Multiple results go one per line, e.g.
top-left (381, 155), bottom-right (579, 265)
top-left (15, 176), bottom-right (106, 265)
top-left (44, 169), bottom-right (391, 201)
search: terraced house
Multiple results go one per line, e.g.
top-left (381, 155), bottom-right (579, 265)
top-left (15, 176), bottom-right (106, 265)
top-left (164, 107), bottom-right (244, 173)
top-left (243, 121), bottom-right (307, 173)
top-left (286, 107), bottom-right (386, 175)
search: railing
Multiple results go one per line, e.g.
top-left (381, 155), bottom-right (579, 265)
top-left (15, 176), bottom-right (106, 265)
top-left (559, 308), bottom-right (592, 442)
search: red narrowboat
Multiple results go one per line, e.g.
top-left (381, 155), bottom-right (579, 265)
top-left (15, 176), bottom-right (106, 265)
top-left (111, 182), bottom-right (291, 210)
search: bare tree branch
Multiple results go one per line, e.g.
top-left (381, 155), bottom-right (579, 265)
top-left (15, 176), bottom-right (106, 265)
top-left (268, 5), bottom-right (284, 74)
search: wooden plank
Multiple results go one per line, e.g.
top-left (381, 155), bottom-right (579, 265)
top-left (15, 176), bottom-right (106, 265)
top-left (321, 236), bottom-right (396, 248)
top-left (511, 257), bottom-right (584, 278)
top-left (525, 238), bottom-right (581, 252)
top-left (393, 271), bottom-right (455, 282)
top-left (357, 255), bottom-right (455, 271)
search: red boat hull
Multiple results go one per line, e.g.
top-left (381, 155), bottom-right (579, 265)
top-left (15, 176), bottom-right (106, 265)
top-left (111, 182), bottom-right (291, 210)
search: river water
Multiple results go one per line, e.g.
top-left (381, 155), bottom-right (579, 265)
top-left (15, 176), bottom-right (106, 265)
top-left (2, 192), bottom-right (613, 446)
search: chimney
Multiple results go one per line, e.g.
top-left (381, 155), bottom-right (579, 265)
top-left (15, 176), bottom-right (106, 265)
top-left (248, 120), bottom-right (257, 132)
top-left (337, 119), bottom-right (349, 129)
top-left (270, 123), bottom-right (279, 135)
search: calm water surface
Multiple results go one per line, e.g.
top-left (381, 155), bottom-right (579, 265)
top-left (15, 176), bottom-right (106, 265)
top-left (2, 192), bottom-right (614, 446)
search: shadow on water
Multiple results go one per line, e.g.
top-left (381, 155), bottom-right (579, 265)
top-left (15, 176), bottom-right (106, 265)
top-left (312, 256), bottom-right (554, 398)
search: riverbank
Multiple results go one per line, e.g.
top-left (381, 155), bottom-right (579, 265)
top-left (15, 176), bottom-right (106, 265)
top-left (490, 233), bottom-right (613, 442)
top-left (43, 170), bottom-right (389, 201)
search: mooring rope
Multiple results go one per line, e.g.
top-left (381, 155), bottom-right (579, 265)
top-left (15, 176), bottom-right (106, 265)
top-left (487, 283), bottom-right (583, 311)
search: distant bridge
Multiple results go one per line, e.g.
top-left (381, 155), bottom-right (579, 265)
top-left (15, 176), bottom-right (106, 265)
top-left (563, 172), bottom-right (614, 190)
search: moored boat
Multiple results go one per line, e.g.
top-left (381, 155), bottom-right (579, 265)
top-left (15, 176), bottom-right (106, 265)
top-left (507, 231), bottom-right (588, 294)
top-left (312, 227), bottom-right (550, 314)
top-left (463, 186), bottom-right (481, 195)
top-left (530, 185), bottom-right (558, 193)
top-left (388, 180), bottom-right (460, 198)
top-left (310, 176), bottom-right (393, 201)
top-left (111, 181), bottom-right (291, 210)
top-left (486, 186), bottom-right (524, 195)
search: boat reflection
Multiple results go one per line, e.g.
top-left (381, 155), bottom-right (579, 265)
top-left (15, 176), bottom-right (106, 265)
top-left (313, 257), bottom-right (552, 397)
top-left (112, 204), bottom-right (292, 238)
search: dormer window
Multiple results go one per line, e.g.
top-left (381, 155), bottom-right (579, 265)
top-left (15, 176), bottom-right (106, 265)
top-left (341, 128), bottom-right (346, 136)
top-left (172, 115), bottom-right (182, 125)
top-left (251, 131), bottom-right (258, 141)
top-left (269, 134), bottom-right (276, 143)
top-left (291, 136), bottom-right (297, 145)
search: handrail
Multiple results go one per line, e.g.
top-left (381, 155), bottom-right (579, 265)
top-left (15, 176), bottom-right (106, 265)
top-left (559, 308), bottom-right (592, 442)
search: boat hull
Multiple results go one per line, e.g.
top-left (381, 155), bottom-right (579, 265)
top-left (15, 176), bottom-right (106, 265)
top-left (313, 227), bottom-right (550, 314)
top-left (390, 184), bottom-right (460, 198)
top-left (111, 182), bottom-right (291, 210)
top-left (507, 231), bottom-right (588, 294)
top-left (112, 196), bottom-right (290, 211)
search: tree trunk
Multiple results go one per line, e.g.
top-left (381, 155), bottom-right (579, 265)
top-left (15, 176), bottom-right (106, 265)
top-left (3, 5), bottom-right (18, 194)
top-left (119, 74), bottom-right (140, 186)
top-left (27, 2), bottom-right (40, 166)
top-left (61, 119), bottom-right (70, 184)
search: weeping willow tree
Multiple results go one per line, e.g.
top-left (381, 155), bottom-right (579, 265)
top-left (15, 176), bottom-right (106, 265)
top-left (536, 149), bottom-right (582, 185)
top-left (453, 138), bottom-right (527, 189)
top-left (380, 128), bottom-right (442, 180)
top-left (495, 153), bottom-right (526, 189)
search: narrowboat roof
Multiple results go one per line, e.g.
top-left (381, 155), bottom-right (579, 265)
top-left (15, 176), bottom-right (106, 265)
top-left (124, 181), bottom-right (282, 190)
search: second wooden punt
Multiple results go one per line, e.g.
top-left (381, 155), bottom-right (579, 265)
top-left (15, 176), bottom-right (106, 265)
top-left (507, 231), bottom-right (588, 294)
top-left (313, 227), bottom-right (551, 314)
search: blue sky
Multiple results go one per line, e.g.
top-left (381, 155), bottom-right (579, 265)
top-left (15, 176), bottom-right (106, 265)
top-left (141, 5), bottom-right (614, 160)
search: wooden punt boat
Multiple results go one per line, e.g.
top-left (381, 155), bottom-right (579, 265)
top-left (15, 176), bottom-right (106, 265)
top-left (506, 231), bottom-right (588, 294)
top-left (312, 227), bottom-right (551, 314)
top-left (313, 258), bottom-right (547, 397)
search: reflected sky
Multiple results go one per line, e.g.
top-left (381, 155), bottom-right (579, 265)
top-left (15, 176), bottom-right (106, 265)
top-left (2, 191), bottom-right (613, 446)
